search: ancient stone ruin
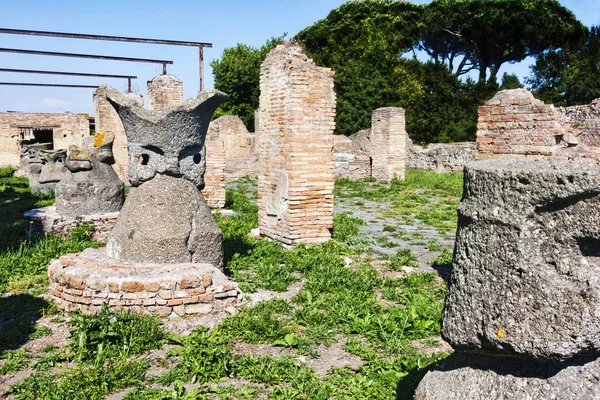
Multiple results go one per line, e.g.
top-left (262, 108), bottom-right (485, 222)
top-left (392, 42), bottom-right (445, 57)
top-left (371, 107), bottom-right (407, 181)
top-left (333, 107), bottom-right (474, 178)
top-left (201, 121), bottom-right (226, 208)
top-left (477, 88), bottom-right (600, 161)
top-left (24, 132), bottom-right (124, 241)
top-left (94, 86), bottom-right (144, 183)
top-left (55, 131), bottom-right (124, 216)
top-left (257, 41), bottom-right (336, 245)
top-left (415, 158), bottom-right (600, 399)
top-left (47, 87), bottom-right (241, 317)
top-left (31, 149), bottom-right (68, 194)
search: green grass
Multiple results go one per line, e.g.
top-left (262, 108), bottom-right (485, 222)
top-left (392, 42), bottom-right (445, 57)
top-left (1, 174), bottom-right (456, 399)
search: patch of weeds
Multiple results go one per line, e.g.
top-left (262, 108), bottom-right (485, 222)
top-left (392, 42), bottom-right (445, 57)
top-left (0, 224), bottom-right (101, 292)
top-left (219, 299), bottom-right (295, 344)
top-left (332, 212), bottom-right (365, 243)
top-left (7, 356), bottom-right (149, 399)
top-left (125, 383), bottom-right (262, 400)
top-left (69, 303), bottom-right (165, 364)
top-left (30, 324), bottom-right (51, 339)
top-left (376, 235), bottom-right (397, 248)
top-left (432, 248), bottom-right (453, 270)
top-left (426, 239), bottom-right (443, 251)
top-left (388, 248), bottom-right (419, 270)
top-left (382, 225), bottom-right (396, 233)
top-left (0, 349), bottom-right (31, 375)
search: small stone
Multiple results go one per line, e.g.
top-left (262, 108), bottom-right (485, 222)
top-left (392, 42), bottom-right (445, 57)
top-left (143, 282), bottom-right (160, 292)
top-left (185, 303), bottom-right (212, 315)
top-left (225, 306), bottom-right (237, 315)
top-left (121, 281), bottom-right (144, 292)
top-left (173, 305), bottom-right (186, 316)
top-left (180, 275), bottom-right (200, 289)
top-left (151, 306), bottom-right (172, 318)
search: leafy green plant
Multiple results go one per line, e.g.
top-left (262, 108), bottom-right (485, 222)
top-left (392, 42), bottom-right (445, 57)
top-left (388, 248), bottom-right (420, 270)
top-left (69, 303), bottom-right (164, 364)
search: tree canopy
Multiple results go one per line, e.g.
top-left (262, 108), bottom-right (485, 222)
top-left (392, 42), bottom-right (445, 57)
top-left (528, 26), bottom-right (600, 106)
top-left (210, 36), bottom-right (284, 131)
top-left (211, 0), bottom-right (590, 143)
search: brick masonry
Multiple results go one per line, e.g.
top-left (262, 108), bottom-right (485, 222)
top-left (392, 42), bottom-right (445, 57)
top-left (48, 247), bottom-right (242, 317)
top-left (24, 206), bottom-right (118, 242)
top-left (0, 112), bottom-right (89, 167)
top-left (477, 89), bottom-right (600, 161)
top-left (201, 121), bottom-right (226, 208)
top-left (147, 74), bottom-right (183, 111)
top-left (371, 107), bottom-right (407, 181)
top-left (258, 41), bottom-right (336, 245)
top-left (94, 86), bottom-right (144, 183)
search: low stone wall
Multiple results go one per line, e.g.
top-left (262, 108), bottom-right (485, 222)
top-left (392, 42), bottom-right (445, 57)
top-left (48, 248), bottom-right (242, 317)
top-left (407, 139), bottom-right (476, 172)
top-left (24, 206), bottom-right (118, 242)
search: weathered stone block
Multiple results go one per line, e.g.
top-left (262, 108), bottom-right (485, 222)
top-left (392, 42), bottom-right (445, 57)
top-left (443, 159), bottom-right (600, 360)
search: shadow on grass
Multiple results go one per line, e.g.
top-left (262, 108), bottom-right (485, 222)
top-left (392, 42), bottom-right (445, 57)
top-left (0, 294), bottom-right (51, 351)
top-left (222, 237), bottom-right (256, 275)
top-left (0, 175), bottom-right (54, 253)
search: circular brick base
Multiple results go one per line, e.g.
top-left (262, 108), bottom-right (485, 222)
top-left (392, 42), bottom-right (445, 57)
top-left (48, 247), bottom-right (242, 317)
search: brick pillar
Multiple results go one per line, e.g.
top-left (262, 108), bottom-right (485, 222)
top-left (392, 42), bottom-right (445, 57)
top-left (93, 86), bottom-right (143, 183)
top-left (370, 107), bottom-right (406, 181)
top-left (147, 74), bottom-right (183, 111)
top-left (257, 41), bottom-right (336, 245)
top-left (201, 123), bottom-right (226, 208)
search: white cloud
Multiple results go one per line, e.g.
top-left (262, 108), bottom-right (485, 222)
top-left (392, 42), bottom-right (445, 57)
top-left (39, 98), bottom-right (73, 109)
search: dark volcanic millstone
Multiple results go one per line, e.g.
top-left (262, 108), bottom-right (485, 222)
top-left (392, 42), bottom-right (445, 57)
top-left (106, 174), bottom-right (223, 267)
top-left (443, 159), bottom-right (600, 360)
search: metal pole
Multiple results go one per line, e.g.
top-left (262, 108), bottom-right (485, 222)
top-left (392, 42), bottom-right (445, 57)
top-left (199, 47), bottom-right (204, 91)
top-left (0, 68), bottom-right (137, 80)
top-left (0, 48), bottom-right (173, 65)
top-left (0, 82), bottom-right (99, 88)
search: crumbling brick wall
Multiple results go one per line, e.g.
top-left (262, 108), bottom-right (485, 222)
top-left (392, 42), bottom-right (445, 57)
top-left (147, 74), bottom-right (183, 111)
top-left (209, 115), bottom-right (258, 182)
top-left (257, 41), bottom-right (336, 245)
top-left (0, 112), bottom-right (89, 167)
top-left (477, 89), bottom-right (600, 161)
top-left (94, 86), bottom-right (144, 183)
top-left (201, 123), bottom-right (226, 208)
top-left (371, 107), bottom-right (407, 181)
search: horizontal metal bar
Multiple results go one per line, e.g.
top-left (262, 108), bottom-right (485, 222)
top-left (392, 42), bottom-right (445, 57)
top-left (0, 68), bottom-right (137, 79)
top-left (0, 28), bottom-right (212, 48)
top-left (0, 48), bottom-right (173, 64)
top-left (0, 82), bottom-right (99, 88)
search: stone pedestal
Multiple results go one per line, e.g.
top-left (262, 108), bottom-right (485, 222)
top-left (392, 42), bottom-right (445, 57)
top-left (49, 248), bottom-right (241, 317)
top-left (415, 159), bottom-right (600, 398)
top-left (48, 87), bottom-right (238, 317)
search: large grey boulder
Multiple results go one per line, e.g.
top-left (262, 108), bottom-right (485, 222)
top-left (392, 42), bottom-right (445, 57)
top-left (443, 159), bottom-right (600, 360)
top-left (55, 132), bottom-right (124, 217)
top-left (106, 174), bottom-right (223, 267)
top-left (415, 352), bottom-right (600, 400)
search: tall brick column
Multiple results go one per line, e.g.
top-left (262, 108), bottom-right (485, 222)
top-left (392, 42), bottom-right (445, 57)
top-left (257, 42), bottom-right (336, 245)
top-left (370, 107), bottom-right (406, 181)
top-left (201, 123), bottom-right (226, 208)
top-left (147, 74), bottom-right (183, 111)
top-left (93, 86), bottom-right (143, 183)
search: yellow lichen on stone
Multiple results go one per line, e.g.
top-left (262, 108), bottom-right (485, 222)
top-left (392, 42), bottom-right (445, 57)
top-left (497, 329), bottom-right (505, 339)
top-left (94, 132), bottom-right (106, 147)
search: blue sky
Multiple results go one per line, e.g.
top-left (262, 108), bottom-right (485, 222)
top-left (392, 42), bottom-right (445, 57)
top-left (0, 0), bottom-right (597, 115)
